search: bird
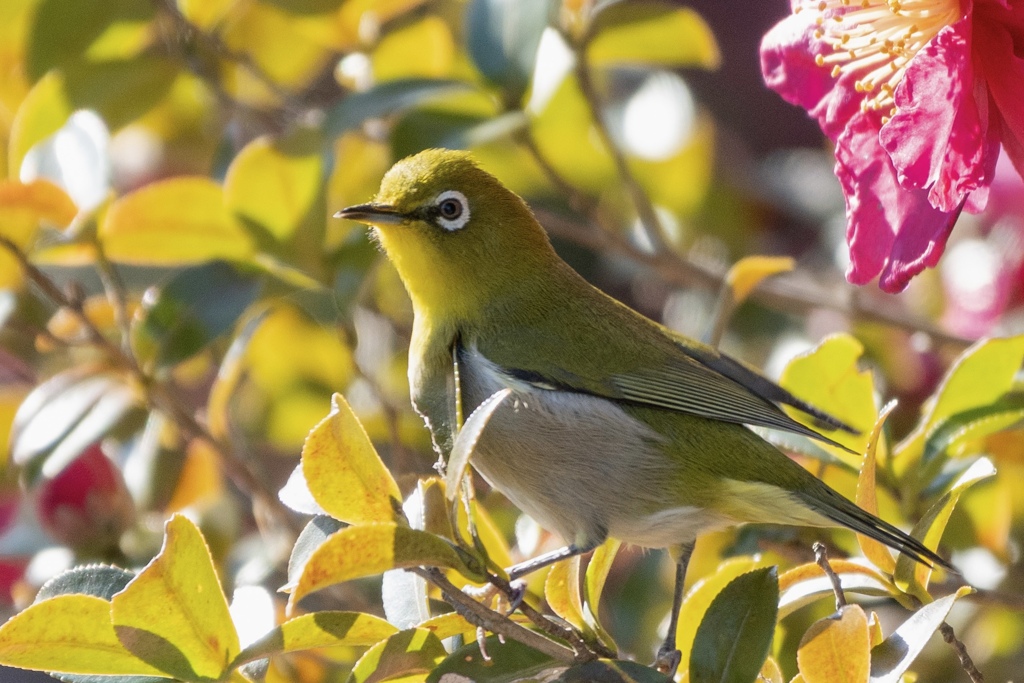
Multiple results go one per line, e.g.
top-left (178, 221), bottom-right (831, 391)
top-left (336, 148), bottom-right (952, 673)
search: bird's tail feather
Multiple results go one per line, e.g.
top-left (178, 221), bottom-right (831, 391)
top-left (799, 487), bottom-right (957, 573)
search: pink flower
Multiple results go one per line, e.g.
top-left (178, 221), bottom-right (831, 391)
top-left (761, 0), bottom-right (1024, 292)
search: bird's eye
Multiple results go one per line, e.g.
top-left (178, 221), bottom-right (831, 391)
top-left (433, 190), bottom-right (470, 231)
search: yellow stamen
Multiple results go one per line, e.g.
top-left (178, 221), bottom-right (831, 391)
top-left (812, 0), bottom-right (961, 112)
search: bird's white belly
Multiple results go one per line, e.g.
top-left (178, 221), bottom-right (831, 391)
top-left (457, 346), bottom-right (733, 549)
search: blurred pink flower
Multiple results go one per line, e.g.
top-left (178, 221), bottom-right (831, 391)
top-left (761, 0), bottom-right (1024, 292)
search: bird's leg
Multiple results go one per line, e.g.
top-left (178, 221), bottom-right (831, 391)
top-left (655, 540), bottom-right (695, 678)
top-left (499, 542), bottom-right (597, 612)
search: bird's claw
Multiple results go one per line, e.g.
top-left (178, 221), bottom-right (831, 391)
top-left (504, 579), bottom-right (527, 614)
top-left (653, 646), bottom-right (681, 679)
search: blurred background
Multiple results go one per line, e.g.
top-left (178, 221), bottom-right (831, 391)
top-left (1, 0), bottom-right (1022, 680)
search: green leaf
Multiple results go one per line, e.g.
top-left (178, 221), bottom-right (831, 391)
top-left (100, 177), bottom-right (256, 265)
top-left (893, 458), bottom-right (995, 596)
top-left (27, 0), bottom-right (154, 80)
top-left (676, 556), bottom-right (769, 669)
top-left (224, 128), bottom-right (324, 246)
top-left (38, 565), bottom-right (136, 602)
top-left (325, 78), bottom-right (472, 137)
top-left (587, 0), bottom-right (720, 69)
top-left (111, 514), bottom-right (240, 681)
top-left (445, 388), bottom-right (511, 500)
top-left (583, 538), bottom-right (621, 648)
top-left (856, 402), bottom-right (898, 574)
top-left (869, 587), bottom-right (972, 683)
top-left (288, 523), bottom-right (484, 608)
top-left (350, 628), bottom-right (446, 683)
top-left (797, 605), bottom-right (870, 683)
top-left (233, 611), bottom-right (398, 665)
top-left (922, 393), bottom-right (1024, 466)
top-left (688, 566), bottom-right (779, 683)
top-left (557, 659), bottom-right (669, 682)
top-left (131, 261), bottom-right (262, 370)
top-left (301, 393), bottom-right (403, 525)
top-left (426, 635), bottom-right (557, 683)
top-left (465, 0), bottom-right (554, 101)
top-left (0, 595), bottom-right (168, 677)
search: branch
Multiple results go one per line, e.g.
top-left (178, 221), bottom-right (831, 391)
top-left (412, 567), bottom-right (577, 663)
top-left (813, 542), bottom-right (847, 611)
top-left (939, 621), bottom-right (984, 683)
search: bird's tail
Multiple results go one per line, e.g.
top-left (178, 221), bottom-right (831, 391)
top-left (798, 484), bottom-right (957, 573)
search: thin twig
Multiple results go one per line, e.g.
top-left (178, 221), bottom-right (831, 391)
top-left (939, 621), bottom-right (984, 683)
top-left (412, 567), bottom-right (576, 663)
top-left (533, 209), bottom-right (972, 349)
top-left (91, 236), bottom-right (133, 348)
top-left (813, 542), bottom-right (847, 610)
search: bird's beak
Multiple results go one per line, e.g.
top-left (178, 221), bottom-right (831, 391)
top-left (334, 203), bottom-right (407, 225)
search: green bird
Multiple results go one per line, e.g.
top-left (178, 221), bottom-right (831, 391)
top-left (337, 149), bottom-right (952, 672)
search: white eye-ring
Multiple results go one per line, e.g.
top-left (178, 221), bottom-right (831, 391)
top-left (434, 190), bottom-right (470, 231)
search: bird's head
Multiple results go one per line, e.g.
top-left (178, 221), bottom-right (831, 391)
top-left (337, 149), bottom-right (555, 320)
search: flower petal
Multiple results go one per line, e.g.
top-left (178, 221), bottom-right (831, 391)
top-left (837, 115), bottom-right (960, 292)
top-left (974, 6), bottom-right (1024, 180)
top-left (878, 20), bottom-right (990, 213)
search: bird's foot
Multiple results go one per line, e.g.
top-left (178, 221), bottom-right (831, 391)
top-left (503, 579), bottom-right (527, 614)
top-left (653, 646), bottom-right (681, 679)
top-left (461, 578), bottom-right (527, 615)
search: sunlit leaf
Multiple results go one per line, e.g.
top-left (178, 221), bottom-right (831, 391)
top-left (797, 604), bottom-right (870, 683)
top-left (416, 612), bottom-right (476, 642)
top-left (164, 440), bottom-right (223, 513)
top-left (350, 628), bottom-right (446, 683)
top-left (856, 402), bottom-right (897, 574)
top-left (445, 388), bottom-right (511, 499)
top-left (778, 560), bottom-right (907, 619)
top-left (869, 587), bottom-right (972, 683)
top-left (383, 482), bottom-right (439, 629)
top-left (921, 393), bottom-right (1024, 467)
top-left (233, 611), bottom-right (398, 665)
top-left (688, 566), bottom-right (778, 683)
top-left (302, 392), bottom-right (403, 525)
top-left (286, 515), bottom-right (345, 588)
top-left (224, 128), bottom-right (323, 245)
top-left (760, 657), bottom-right (785, 683)
top-left (101, 177), bottom-right (255, 264)
top-left (893, 458), bottom-right (995, 596)
top-left (289, 523), bottom-right (483, 608)
top-left (111, 514), bottom-right (239, 681)
top-left (0, 595), bottom-right (168, 676)
top-left (373, 15), bottom-right (456, 81)
top-left (131, 261), bottom-right (262, 370)
top-left (176, 0), bottom-right (234, 30)
top-left (676, 556), bottom-right (768, 669)
top-left (895, 335), bottom-right (1024, 471)
top-left (582, 538), bottom-right (620, 646)
top-left (587, 1), bottom-right (720, 69)
top-left (546, 556), bottom-right (586, 630)
top-left (0, 178), bottom-right (78, 287)
top-left (780, 334), bottom-right (877, 459)
top-left (426, 635), bottom-right (556, 683)
top-left (558, 659), bottom-right (667, 682)
top-left (465, 0), bottom-right (553, 101)
top-left (725, 256), bottom-right (795, 305)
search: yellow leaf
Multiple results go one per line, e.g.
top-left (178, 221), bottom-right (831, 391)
top-left (0, 595), bottom-right (168, 676)
top-left (779, 560), bottom-right (907, 618)
top-left (583, 538), bottom-right (621, 648)
top-left (0, 178), bottom-right (78, 288)
top-left (164, 440), bottom-right (223, 513)
top-left (373, 16), bottom-right (456, 81)
top-left (587, 2), bottom-right (720, 69)
top-left (856, 402), bottom-right (897, 574)
top-left (760, 656), bottom-right (785, 683)
top-left (894, 458), bottom-right (995, 596)
top-left (289, 523), bottom-right (482, 610)
top-left (780, 334), bottom-right (878, 460)
top-left (302, 393), bottom-right (403, 525)
top-left (234, 611), bottom-right (398, 665)
top-left (726, 255), bottom-right (795, 305)
top-left (867, 611), bottom-right (884, 648)
top-left (8, 72), bottom-right (71, 174)
top-left (176, 0), bottom-right (234, 31)
top-left (111, 514), bottom-right (240, 680)
top-left (416, 612), bottom-right (476, 641)
top-left (675, 555), bottom-right (768, 669)
top-left (224, 131), bottom-right (322, 243)
top-left (797, 604), bottom-right (870, 683)
top-left (100, 177), bottom-right (255, 264)
top-left (545, 556), bottom-right (585, 630)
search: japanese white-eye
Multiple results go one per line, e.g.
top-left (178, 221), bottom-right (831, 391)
top-left (337, 149), bottom-right (951, 671)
